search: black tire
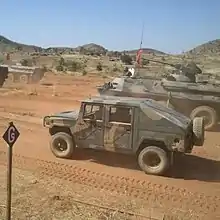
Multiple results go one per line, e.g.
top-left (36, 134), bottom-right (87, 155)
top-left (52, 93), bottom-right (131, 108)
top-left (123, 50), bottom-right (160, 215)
top-left (190, 106), bottom-right (217, 131)
top-left (50, 132), bottom-right (74, 159)
top-left (138, 146), bottom-right (169, 176)
top-left (193, 117), bottom-right (205, 146)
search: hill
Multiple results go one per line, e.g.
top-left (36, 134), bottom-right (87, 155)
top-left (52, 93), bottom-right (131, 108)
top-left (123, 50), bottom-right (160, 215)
top-left (187, 39), bottom-right (220, 55)
top-left (0, 36), bottom-right (108, 54)
top-left (74, 43), bottom-right (107, 54)
top-left (1, 34), bottom-right (220, 56)
top-left (125, 48), bottom-right (166, 55)
top-left (0, 35), bottom-right (42, 53)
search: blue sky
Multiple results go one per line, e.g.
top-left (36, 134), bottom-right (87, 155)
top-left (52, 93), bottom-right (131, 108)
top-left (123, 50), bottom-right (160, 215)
top-left (1, 0), bottom-right (219, 53)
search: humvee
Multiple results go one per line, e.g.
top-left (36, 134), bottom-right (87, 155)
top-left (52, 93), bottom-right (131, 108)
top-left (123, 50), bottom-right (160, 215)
top-left (43, 96), bottom-right (205, 176)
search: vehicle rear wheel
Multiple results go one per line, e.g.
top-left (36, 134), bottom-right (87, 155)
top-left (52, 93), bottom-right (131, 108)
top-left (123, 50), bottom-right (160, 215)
top-left (190, 106), bottom-right (217, 131)
top-left (50, 132), bottom-right (74, 159)
top-left (138, 146), bottom-right (169, 175)
top-left (193, 117), bottom-right (205, 146)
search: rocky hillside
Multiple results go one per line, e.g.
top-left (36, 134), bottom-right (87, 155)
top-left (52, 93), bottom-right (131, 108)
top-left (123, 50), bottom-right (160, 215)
top-left (0, 35), bottom-right (108, 55)
top-left (187, 39), bottom-right (220, 55)
top-left (1, 34), bottom-right (220, 56)
top-left (126, 48), bottom-right (166, 55)
top-left (0, 35), bottom-right (166, 55)
top-left (74, 43), bottom-right (107, 54)
top-left (0, 35), bottom-right (42, 53)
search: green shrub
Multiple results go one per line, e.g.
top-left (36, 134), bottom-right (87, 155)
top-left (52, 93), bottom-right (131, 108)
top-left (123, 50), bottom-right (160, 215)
top-left (120, 54), bottom-right (132, 65)
top-left (56, 65), bottom-right (64, 72)
top-left (96, 62), bottom-right (103, 71)
top-left (20, 59), bottom-right (33, 66)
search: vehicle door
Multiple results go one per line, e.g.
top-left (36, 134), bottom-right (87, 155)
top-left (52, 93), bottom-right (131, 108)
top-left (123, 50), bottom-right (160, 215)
top-left (74, 103), bottom-right (104, 149)
top-left (104, 105), bottom-right (133, 152)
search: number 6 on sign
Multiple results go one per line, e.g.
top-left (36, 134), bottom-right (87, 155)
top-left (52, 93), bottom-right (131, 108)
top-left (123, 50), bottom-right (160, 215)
top-left (3, 122), bottom-right (20, 148)
top-left (8, 126), bottom-right (16, 144)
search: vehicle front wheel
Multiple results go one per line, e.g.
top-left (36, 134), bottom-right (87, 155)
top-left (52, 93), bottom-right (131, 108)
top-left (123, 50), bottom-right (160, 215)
top-left (138, 146), bottom-right (169, 176)
top-left (50, 132), bottom-right (75, 159)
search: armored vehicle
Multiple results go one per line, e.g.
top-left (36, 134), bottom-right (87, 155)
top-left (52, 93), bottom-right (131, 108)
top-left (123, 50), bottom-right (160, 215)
top-left (97, 60), bottom-right (220, 131)
top-left (4, 64), bottom-right (46, 84)
top-left (0, 54), bottom-right (46, 86)
top-left (43, 96), bottom-right (204, 176)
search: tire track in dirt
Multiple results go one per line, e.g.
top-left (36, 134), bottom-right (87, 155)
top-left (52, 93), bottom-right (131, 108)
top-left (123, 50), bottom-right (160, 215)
top-left (0, 151), bottom-right (219, 217)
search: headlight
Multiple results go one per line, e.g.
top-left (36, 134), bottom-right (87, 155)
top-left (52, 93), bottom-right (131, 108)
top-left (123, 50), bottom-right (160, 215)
top-left (43, 116), bottom-right (51, 126)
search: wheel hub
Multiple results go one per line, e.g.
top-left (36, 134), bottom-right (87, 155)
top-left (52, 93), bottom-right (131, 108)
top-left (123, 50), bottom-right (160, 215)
top-left (143, 152), bottom-right (161, 168)
top-left (55, 139), bottom-right (67, 152)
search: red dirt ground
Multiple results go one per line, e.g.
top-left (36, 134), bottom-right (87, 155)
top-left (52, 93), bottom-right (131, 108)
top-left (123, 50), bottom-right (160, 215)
top-left (0, 72), bottom-right (219, 219)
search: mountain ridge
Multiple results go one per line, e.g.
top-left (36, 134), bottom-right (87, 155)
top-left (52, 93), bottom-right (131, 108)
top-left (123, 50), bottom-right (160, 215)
top-left (0, 35), bottom-right (219, 55)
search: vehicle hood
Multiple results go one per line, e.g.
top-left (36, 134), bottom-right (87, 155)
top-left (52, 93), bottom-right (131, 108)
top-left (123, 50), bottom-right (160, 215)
top-left (52, 110), bottom-right (79, 119)
top-left (141, 100), bottom-right (191, 130)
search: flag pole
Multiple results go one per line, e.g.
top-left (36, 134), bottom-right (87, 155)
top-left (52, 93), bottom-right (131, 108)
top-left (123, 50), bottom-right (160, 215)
top-left (140, 21), bottom-right (144, 49)
top-left (136, 21), bottom-right (145, 75)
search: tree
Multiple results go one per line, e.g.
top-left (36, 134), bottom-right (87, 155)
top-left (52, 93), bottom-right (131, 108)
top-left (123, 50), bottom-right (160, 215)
top-left (142, 58), bottom-right (149, 66)
top-left (96, 62), bottom-right (103, 71)
top-left (120, 54), bottom-right (132, 65)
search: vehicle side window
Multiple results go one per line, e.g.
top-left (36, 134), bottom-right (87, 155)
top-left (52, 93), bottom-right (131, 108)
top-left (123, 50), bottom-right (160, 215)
top-left (83, 104), bottom-right (103, 120)
top-left (109, 106), bottom-right (131, 123)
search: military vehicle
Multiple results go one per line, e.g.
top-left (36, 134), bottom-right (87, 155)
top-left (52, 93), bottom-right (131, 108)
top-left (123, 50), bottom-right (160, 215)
top-left (5, 64), bottom-right (46, 84)
top-left (0, 54), bottom-right (46, 87)
top-left (0, 65), bottom-right (45, 86)
top-left (43, 95), bottom-right (204, 176)
top-left (97, 60), bottom-right (220, 131)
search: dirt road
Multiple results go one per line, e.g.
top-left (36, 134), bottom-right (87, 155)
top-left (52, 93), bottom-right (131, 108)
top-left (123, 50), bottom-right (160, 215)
top-left (0, 73), bottom-right (219, 219)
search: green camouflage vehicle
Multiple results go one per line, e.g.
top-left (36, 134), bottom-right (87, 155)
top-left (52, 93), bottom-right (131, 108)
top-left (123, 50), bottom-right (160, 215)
top-left (43, 96), bottom-right (205, 176)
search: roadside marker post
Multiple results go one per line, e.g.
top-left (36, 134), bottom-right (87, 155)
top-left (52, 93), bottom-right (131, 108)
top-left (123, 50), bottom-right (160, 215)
top-left (2, 122), bottom-right (20, 220)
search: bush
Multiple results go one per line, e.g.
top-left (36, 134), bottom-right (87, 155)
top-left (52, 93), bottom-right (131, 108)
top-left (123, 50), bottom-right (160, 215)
top-left (142, 59), bottom-right (149, 66)
top-left (56, 65), bottom-right (64, 72)
top-left (67, 60), bottom-right (82, 72)
top-left (96, 62), bottom-right (103, 71)
top-left (120, 54), bottom-right (132, 65)
top-left (112, 63), bottom-right (119, 72)
top-left (55, 58), bottom-right (83, 72)
top-left (82, 70), bottom-right (87, 75)
top-left (55, 57), bottom-right (65, 72)
top-left (20, 59), bottom-right (32, 66)
top-left (59, 57), bottom-right (65, 66)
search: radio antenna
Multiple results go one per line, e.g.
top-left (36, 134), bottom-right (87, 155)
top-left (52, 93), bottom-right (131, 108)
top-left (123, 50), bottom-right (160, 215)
top-left (139, 21), bottom-right (145, 49)
top-left (136, 21), bottom-right (145, 74)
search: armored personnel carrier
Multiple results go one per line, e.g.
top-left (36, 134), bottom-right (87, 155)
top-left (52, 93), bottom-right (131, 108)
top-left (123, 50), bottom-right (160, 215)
top-left (0, 54), bottom-right (46, 87)
top-left (5, 64), bottom-right (46, 84)
top-left (0, 64), bottom-right (46, 86)
top-left (97, 60), bottom-right (220, 131)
